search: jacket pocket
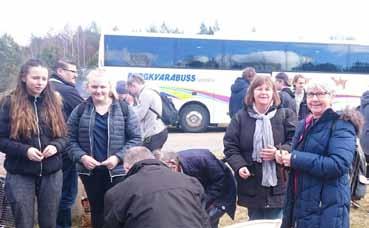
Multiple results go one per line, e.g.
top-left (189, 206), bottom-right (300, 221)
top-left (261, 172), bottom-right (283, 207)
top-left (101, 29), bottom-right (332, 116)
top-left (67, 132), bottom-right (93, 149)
top-left (236, 175), bottom-right (258, 196)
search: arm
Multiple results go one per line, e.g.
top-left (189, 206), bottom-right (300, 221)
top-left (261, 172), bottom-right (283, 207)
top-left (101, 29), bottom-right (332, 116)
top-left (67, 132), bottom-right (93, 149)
top-left (280, 108), bottom-right (297, 152)
top-left (66, 104), bottom-right (88, 163)
top-left (104, 184), bottom-right (129, 228)
top-left (115, 106), bottom-right (142, 161)
top-left (223, 114), bottom-right (249, 172)
top-left (291, 120), bottom-right (356, 179)
top-left (203, 157), bottom-right (227, 206)
top-left (48, 136), bottom-right (67, 156)
top-left (0, 98), bottom-right (31, 158)
top-left (132, 89), bottom-right (155, 121)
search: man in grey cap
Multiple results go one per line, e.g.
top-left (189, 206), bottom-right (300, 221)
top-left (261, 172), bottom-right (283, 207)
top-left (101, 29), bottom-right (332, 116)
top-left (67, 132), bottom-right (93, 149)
top-left (275, 72), bottom-right (296, 113)
top-left (115, 80), bottom-right (134, 105)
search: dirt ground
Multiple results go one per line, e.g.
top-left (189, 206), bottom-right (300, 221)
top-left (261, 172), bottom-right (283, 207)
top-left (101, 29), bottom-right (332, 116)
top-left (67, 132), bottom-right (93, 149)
top-left (162, 127), bottom-right (226, 153)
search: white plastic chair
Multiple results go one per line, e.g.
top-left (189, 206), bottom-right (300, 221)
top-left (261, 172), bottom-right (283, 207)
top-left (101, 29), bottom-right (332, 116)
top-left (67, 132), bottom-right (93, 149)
top-left (224, 219), bottom-right (282, 228)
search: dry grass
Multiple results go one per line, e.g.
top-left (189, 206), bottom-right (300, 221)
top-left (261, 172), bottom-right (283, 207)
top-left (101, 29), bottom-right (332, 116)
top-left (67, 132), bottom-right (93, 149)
top-left (212, 151), bottom-right (369, 227)
top-left (217, 195), bottom-right (369, 227)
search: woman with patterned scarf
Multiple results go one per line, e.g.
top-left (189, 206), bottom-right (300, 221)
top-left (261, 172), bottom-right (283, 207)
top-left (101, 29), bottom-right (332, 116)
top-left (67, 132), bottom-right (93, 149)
top-left (223, 75), bottom-right (297, 220)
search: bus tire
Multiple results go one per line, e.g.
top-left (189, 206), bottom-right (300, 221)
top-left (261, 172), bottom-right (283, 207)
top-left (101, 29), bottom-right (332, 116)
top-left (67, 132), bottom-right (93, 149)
top-left (179, 103), bottom-right (209, 133)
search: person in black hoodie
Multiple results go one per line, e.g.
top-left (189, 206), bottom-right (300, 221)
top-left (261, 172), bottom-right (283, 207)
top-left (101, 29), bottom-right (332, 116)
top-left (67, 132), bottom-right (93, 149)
top-left (0, 59), bottom-right (68, 228)
top-left (229, 67), bottom-right (256, 118)
top-left (161, 149), bottom-right (237, 228)
top-left (50, 59), bottom-right (84, 228)
top-left (104, 146), bottom-right (211, 228)
top-left (275, 72), bottom-right (296, 113)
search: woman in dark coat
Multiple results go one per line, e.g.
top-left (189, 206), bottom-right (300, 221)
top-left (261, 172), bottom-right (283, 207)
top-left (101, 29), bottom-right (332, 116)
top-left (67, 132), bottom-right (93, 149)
top-left (279, 81), bottom-right (362, 228)
top-left (223, 75), bottom-right (296, 220)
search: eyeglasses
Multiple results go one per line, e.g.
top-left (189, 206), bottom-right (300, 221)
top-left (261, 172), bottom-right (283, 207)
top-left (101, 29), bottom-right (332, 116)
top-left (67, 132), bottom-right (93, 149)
top-left (306, 92), bottom-right (329, 99)
top-left (63, 68), bottom-right (77, 74)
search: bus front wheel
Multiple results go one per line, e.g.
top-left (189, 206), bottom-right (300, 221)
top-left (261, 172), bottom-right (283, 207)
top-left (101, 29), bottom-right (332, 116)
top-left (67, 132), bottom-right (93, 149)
top-left (179, 104), bottom-right (209, 133)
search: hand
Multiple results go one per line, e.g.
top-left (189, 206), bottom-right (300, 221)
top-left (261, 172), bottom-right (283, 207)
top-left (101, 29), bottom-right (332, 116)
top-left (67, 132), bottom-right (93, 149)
top-left (281, 152), bottom-right (292, 167)
top-left (42, 145), bottom-right (57, 158)
top-left (27, 147), bottom-right (44, 162)
top-left (238, 167), bottom-right (252, 179)
top-left (100, 156), bottom-right (120, 170)
top-left (80, 155), bottom-right (101, 170)
top-left (275, 149), bottom-right (289, 165)
top-left (260, 145), bottom-right (277, 161)
top-left (275, 150), bottom-right (283, 165)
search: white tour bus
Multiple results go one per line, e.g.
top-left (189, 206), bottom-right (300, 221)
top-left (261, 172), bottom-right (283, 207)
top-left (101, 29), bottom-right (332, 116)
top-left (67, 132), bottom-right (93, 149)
top-left (98, 32), bottom-right (369, 132)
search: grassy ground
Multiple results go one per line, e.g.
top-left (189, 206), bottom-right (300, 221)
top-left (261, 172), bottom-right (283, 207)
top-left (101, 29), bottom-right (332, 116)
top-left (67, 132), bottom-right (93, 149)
top-left (218, 194), bottom-right (369, 227)
top-left (72, 194), bottom-right (369, 227)
top-left (211, 151), bottom-right (369, 227)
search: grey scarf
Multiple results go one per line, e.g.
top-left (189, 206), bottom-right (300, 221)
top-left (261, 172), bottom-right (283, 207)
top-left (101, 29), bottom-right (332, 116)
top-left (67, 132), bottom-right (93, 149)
top-left (248, 105), bottom-right (278, 187)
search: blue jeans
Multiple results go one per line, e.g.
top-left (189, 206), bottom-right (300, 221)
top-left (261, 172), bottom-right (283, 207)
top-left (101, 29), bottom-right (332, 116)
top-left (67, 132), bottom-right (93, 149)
top-left (56, 158), bottom-right (78, 228)
top-left (247, 208), bottom-right (283, 220)
top-left (208, 206), bottom-right (226, 228)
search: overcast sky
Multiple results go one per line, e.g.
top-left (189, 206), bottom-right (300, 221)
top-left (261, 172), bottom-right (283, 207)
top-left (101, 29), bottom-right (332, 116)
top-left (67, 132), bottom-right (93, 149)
top-left (1, 0), bottom-right (368, 46)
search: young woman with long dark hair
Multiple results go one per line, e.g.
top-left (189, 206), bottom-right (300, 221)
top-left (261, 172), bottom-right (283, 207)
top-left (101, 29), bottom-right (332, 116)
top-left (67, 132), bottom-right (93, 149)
top-left (0, 59), bottom-right (67, 228)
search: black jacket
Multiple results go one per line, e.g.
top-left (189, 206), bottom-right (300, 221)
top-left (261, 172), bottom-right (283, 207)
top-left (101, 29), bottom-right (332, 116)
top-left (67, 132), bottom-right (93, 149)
top-left (0, 95), bottom-right (67, 176)
top-left (104, 159), bottom-right (211, 228)
top-left (279, 88), bottom-right (297, 113)
top-left (360, 90), bottom-right (369, 155)
top-left (178, 149), bottom-right (237, 219)
top-left (50, 74), bottom-right (84, 119)
top-left (223, 105), bottom-right (296, 208)
top-left (296, 91), bottom-right (309, 120)
top-left (67, 98), bottom-right (142, 178)
top-left (229, 77), bottom-right (250, 118)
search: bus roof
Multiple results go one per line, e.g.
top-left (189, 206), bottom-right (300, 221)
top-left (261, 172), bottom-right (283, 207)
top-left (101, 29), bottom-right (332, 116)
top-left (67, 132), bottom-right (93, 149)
top-left (100, 31), bottom-right (369, 46)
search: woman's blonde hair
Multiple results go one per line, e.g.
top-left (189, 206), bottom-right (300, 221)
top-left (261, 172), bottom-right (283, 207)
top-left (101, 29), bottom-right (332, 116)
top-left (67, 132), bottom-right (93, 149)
top-left (86, 68), bottom-right (117, 99)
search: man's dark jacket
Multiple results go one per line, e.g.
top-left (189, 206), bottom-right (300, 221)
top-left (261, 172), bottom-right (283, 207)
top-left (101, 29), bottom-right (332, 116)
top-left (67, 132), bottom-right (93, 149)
top-left (103, 159), bottom-right (211, 228)
top-left (229, 77), bottom-right (250, 118)
top-left (279, 87), bottom-right (297, 113)
top-left (178, 149), bottom-right (237, 219)
top-left (50, 74), bottom-right (84, 119)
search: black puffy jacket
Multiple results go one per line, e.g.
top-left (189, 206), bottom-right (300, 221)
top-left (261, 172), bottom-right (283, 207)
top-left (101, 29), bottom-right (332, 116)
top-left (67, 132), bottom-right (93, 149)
top-left (0, 95), bottom-right (67, 176)
top-left (67, 97), bottom-right (142, 179)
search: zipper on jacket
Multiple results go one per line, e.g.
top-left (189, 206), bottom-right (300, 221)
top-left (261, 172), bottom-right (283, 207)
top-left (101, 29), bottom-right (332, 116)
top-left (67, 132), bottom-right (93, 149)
top-left (34, 97), bottom-right (43, 176)
top-left (107, 107), bottom-right (113, 183)
top-left (88, 106), bottom-right (95, 176)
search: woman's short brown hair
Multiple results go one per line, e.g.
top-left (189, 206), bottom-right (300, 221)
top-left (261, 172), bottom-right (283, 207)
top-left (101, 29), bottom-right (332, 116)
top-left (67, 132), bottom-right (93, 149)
top-left (245, 75), bottom-right (281, 106)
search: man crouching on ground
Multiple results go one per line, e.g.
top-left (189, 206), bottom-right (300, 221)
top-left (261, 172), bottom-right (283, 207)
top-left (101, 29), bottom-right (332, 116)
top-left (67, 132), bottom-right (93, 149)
top-left (103, 146), bottom-right (211, 228)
